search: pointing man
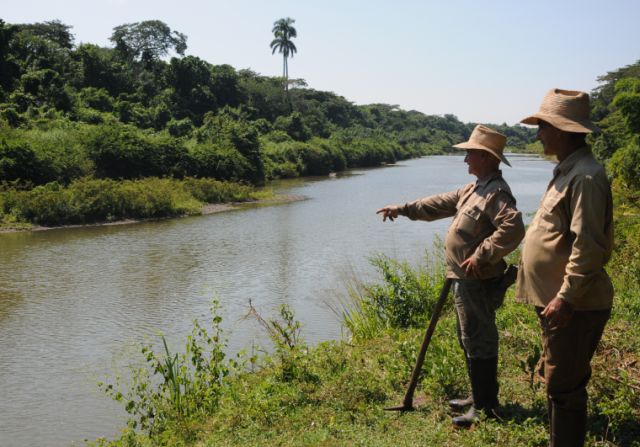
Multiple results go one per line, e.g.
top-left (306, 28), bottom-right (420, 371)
top-left (377, 125), bottom-right (525, 426)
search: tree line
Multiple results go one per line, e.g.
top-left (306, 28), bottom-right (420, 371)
top-left (0, 18), bottom-right (535, 226)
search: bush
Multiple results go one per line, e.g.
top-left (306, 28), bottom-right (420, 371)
top-left (273, 112), bottom-right (312, 142)
top-left (0, 138), bottom-right (54, 184)
top-left (181, 177), bottom-right (255, 203)
top-left (262, 138), bottom-right (347, 179)
top-left (340, 250), bottom-right (447, 340)
top-left (84, 123), bottom-right (190, 179)
top-left (609, 142), bottom-right (640, 190)
top-left (21, 123), bottom-right (93, 183)
top-left (195, 111), bottom-right (265, 185)
top-left (188, 142), bottom-right (253, 182)
top-left (166, 117), bottom-right (193, 138)
top-left (0, 106), bottom-right (25, 127)
top-left (78, 87), bottom-right (113, 112)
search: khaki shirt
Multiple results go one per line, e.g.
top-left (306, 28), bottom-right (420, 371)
top-left (401, 171), bottom-right (525, 279)
top-left (516, 147), bottom-right (614, 310)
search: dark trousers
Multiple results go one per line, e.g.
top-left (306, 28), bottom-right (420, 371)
top-left (536, 307), bottom-right (611, 447)
top-left (453, 278), bottom-right (505, 359)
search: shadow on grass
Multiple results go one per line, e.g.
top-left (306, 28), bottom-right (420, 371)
top-left (494, 402), bottom-right (640, 447)
top-left (588, 412), bottom-right (640, 447)
top-left (497, 401), bottom-right (547, 425)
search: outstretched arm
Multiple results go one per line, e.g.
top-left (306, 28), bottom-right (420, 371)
top-left (377, 189), bottom-right (463, 223)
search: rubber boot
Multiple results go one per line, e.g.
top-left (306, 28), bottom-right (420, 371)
top-left (449, 395), bottom-right (473, 411)
top-left (452, 357), bottom-right (499, 427)
top-left (549, 400), bottom-right (587, 447)
top-left (547, 396), bottom-right (554, 445)
top-left (449, 355), bottom-right (473, 410)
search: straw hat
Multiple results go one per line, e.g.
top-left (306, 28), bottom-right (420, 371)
top-left (453, 124), bottom-right (511, 167)
top-left (520, 88), bottom-right (596, 133)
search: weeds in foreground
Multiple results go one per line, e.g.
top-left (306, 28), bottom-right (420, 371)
top-left (95, 249), bottom-right (640, 447)
top-left (99, 300), bottom-right (241, 435)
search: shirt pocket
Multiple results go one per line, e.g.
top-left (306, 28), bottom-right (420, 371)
top-left (537, 190), bottom-right (565, 231)
top-left (455, 206), bottom-right (483, 239)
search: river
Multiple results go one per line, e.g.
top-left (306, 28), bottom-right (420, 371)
top-left (0, 154), bottom-right (553, 446)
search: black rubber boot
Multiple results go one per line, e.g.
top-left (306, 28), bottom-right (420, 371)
top-left (549, 400), bottom-right (587, 447)
top-left (449, 395), bottom-right (473, 411)
top-left (452, 357), bottom-right (499, 428)
top-left (449, 355), bottom-right (473, 410)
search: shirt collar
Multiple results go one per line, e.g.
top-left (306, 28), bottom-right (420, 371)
top-left (476, 170), bottom-right (502, 188)
top-left (553, 146), bottom-right (591, 177)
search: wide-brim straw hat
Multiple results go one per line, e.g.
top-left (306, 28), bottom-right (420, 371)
top-left (453, 124), bottom-right (511, 167)
top-left (520, 88), bottom-right (597, 133)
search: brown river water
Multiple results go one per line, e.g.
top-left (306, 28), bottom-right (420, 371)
top-left (0, 154), bottom-right (553, 446)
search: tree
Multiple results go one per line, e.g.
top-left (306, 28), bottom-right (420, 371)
top-left (166, 55), bottom-right (218, 122)
top-left (270, 18), bottom-right (297, 91)
top-left (74, 43), bottom-right (132, 95)
top-left (110, 20), bottom-right (187, 65)
top-left (17, 20), bottom-right (74, 49)
top-left (0, 19), bottom-right (19, 92)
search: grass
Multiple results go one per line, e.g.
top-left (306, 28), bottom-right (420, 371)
top-left (92, 245), bottom-right (640, 447)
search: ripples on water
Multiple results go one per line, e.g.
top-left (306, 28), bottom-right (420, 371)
top-left (0, 154), bottom-right (552, 446)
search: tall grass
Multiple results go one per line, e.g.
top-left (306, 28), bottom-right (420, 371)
top-left (339, 247), bottom-right (447, 341)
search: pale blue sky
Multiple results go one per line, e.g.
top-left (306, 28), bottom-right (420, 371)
top-left (3, 0), bottom-right (639, 124)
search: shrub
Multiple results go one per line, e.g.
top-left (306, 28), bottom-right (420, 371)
top-left (166, 117), bottom-right (193, 138)
top-left (181, 177), bottom-right (255, 203)
top-left (78, 87), bottom-right (114, 112)
top-left (195, 112), bottom-right (265, 184)
top-left (341, 250), bottom-right (447, 340)
top-left (273, 112), bottom-right (312, 142)
top-left (0, 138), bottom-right (54, 184)
top-left (609, 142), bottom-right (640, 190)
top-left (100, 300), bottom-right (239, 433)
top-left (0, 106), bottom-right (25, 127)
top-left (83, 123), bottom-right (190, 180)
top-left (188, 142), bottom-right (253, 182)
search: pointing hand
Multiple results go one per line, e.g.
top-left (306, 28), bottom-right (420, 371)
top-left (376, 206), bottom-right (400, 222)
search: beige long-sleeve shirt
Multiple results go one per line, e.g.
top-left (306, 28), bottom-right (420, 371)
top-left (401, 171), bottom-right (525, 279)
top-left (515, 147), bottom-right (614, 310)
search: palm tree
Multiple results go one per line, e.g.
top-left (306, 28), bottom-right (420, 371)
top-left (270, 17), bottom-right (297, 91)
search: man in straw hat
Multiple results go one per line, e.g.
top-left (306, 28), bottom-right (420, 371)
top-left (516, 89), bottom-right (613, 447)
top-left (377, 124), bottom-right (525, 427)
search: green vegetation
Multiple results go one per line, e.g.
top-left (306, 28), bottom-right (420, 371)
top-left (93, 249), bottom-right (639, 447)
top-left (0, 18), bottom-right (535, 229)
top-left (91, 60), bottom-right (640, 446)
top-left (0, 176), bottom-right (262, 227)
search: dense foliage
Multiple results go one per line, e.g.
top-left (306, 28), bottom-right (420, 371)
top-left (0, 19), bottom-right (535, 228)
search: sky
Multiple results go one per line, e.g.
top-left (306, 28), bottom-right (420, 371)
top-left (2, 0), bottom-right (639, 124)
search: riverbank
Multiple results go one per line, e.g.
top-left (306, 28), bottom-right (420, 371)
top-left (92, 251), bottom-right (640, 447)
top-left (0, 192), bottom-right (306, 233)
top-left (0, 175), bottom-right (306, 233)
top-left (0, 151), bottom-right (543, 234)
